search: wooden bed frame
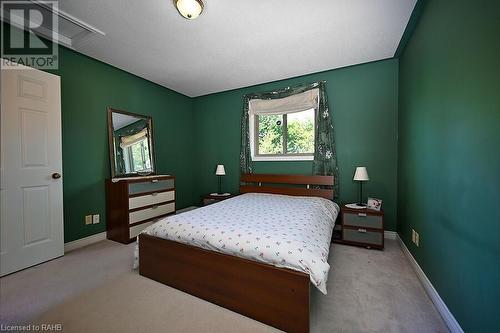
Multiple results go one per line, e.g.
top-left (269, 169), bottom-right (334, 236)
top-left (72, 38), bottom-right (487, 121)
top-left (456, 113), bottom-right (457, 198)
top-left (139, 174), bottom-right (334, 333)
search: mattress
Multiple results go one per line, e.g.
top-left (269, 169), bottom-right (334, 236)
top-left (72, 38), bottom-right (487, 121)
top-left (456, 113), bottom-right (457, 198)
top-left (135, 192), bottom-right (339, 294)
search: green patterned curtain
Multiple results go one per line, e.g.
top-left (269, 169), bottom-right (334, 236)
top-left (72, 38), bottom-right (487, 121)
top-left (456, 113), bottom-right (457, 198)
top-left (313, 81), bottom-right (339, 197)
top-left (240, 81), bottom-right (339, 197)
top-left (240, 94), bottom-right (253, 174)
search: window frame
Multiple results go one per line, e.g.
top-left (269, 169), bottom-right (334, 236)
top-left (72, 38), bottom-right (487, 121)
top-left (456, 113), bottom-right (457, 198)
top-left (250, 108), bottom-right (316, 162)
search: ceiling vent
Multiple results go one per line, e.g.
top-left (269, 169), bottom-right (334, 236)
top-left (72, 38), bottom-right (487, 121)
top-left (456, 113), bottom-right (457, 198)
top-left (1, 1), bottom-right (105, 49)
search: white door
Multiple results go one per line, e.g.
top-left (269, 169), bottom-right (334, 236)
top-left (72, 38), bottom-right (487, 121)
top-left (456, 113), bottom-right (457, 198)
top-left (1, 64), bottom-right (63, 276)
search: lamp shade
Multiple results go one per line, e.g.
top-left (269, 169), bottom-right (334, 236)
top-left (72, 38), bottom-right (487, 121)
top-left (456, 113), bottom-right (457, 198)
top-left (353, 167), bottom-right (369, 181)
top-left (215, 164), bottom-right (226, 176)
top-left (174, 0), bottom-right (204, 19)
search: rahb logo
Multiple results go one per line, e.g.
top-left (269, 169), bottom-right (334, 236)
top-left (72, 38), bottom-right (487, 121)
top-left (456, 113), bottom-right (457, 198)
top-left (1, 1), bottom-right (59, 69)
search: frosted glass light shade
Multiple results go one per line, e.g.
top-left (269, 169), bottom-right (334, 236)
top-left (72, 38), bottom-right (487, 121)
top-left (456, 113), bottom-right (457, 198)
top-left (174, 0), bottom-right (204, 19)
top-left (215, 164), bottom-right (226, 176)
top-left (353, 167), bottom-right (369, 181)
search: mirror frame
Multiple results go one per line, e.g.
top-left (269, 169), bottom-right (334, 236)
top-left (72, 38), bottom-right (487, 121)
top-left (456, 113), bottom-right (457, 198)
top-left (107, 107), bottom-right (156, 178)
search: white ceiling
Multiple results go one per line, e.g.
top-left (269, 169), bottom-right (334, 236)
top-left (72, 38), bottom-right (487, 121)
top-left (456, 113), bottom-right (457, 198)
top-left (60, 0), bottom-right (416, 97)
top-left (112, 112), bottom-right (141, 130)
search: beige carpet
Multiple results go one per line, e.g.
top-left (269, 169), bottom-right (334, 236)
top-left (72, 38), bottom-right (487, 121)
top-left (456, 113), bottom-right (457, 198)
top-left (1, 240), bottom-right (448, 333)
top-left (35, 272), bottom-right (280, 333)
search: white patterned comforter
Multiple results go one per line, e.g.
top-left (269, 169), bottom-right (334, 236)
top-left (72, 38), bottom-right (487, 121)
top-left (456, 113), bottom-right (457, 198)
top-left (135, 193), bottom-right (339, 294)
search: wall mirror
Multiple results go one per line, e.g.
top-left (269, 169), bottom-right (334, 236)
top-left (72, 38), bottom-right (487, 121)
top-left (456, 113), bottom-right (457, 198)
top-left (107, 107), bottom-right (155, 178)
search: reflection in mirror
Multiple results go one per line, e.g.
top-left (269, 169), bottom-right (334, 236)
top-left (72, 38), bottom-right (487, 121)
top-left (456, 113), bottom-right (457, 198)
top-left (108, 108), bottom-right (155, 177)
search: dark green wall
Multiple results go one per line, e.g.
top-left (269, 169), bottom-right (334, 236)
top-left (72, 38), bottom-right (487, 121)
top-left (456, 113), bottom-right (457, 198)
top-left (192, 59), bottom-right (399, 230)
top-left (5, 23), bottom-right (197, 242)
top-left (398, 0), bottom-right (500, 331)
top-left (53, 47), bottom-right (195, 242)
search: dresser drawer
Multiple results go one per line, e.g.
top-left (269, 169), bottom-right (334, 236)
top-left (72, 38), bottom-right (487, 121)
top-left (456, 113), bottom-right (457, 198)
top-left (129, 202), bottom-right (175, 224)
top-left (343, 227), bottom-right (383, 247)
top-left (128, 179), bottom-right (174, 195)
top-left (343, 212), bottom-right (383, 229)
top-left (129, 190), bottom-right (175, 210)
top-left (130, 222), bottom-right (154, 239)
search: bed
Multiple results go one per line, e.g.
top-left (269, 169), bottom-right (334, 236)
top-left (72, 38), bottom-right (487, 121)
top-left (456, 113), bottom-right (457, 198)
top-left (137, 174), bottom-right (338, 333)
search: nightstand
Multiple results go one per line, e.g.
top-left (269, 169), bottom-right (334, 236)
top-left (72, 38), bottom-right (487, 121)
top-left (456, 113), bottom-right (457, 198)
top-left (332, 205), bottom-right (384, 250)
top-left (202, 194), bottom-right (236, 206)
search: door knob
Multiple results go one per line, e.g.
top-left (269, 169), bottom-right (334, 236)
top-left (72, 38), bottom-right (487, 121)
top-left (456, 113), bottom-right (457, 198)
top-left (52, 172), bottom-right (61, 179)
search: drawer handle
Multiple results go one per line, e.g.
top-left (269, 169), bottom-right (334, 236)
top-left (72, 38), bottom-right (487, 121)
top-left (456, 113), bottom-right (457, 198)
top-left (358, 213), bottom-right (367, 217)
top-left (357, 228), bottom-right (367, 233)
top-left (151, 192), bottom-right (158, 196)
top-left (151, 179), bottom-right (158, 183)
top-left (151, 205), bottom-right (159, 209)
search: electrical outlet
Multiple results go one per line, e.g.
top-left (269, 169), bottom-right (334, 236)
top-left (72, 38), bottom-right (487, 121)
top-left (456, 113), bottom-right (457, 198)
top-left (92, 214), bottom-right (100, 224)
top-left (85, 215), bottom-right (92, 225)
top-left (415, 231), bottom-right (420, 247)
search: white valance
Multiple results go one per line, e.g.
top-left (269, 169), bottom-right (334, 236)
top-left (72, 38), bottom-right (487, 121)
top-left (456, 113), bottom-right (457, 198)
top-left (120, 128), bottom-right (148, 149)
top-left (248, 88), bottom-right (319, 115)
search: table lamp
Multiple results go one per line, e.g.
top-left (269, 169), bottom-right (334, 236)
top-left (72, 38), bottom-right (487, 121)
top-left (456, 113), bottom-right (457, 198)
top-left (353, 167), bottom-right (369, 206)
top-left (215, 164), bottom-right (226, 194)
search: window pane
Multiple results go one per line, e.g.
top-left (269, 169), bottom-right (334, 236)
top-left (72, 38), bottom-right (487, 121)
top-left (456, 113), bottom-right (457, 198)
top-left (129, 138), bottom-right (151, 172)
top-left (286, 109), bottom-right (314, 154)
top-left (258, 114), bottom-right (283, 154)
top-left (130, 142), bottom-right (144, 171)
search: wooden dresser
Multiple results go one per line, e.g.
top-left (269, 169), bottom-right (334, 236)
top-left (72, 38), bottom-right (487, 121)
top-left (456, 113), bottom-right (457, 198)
top-left (106, 175), bottom-right (175, 244)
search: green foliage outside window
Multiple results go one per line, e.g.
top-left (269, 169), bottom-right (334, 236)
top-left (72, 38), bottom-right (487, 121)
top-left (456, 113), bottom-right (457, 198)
top-left (258, 114), bottom-right (283, 154)
top-left (287, 112), bottom-right (314, 154)
top-left (257, 109), bottom-right (314, 155)
top-left (129, 138), bottom-right (151, 172)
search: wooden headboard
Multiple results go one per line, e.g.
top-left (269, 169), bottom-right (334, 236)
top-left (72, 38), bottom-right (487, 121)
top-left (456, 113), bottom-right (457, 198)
top-left (240, 174), bottom-right (334, 200)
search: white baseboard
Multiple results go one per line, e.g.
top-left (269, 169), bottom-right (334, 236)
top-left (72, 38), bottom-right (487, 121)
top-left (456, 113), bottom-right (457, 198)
top-left (384, 231), bottom-right (397, 239)
top-left (397, 235), bottom-right (464, 333)
top-left (63, 207), bottom-right (200, 253)
top-left (64, 231), bottom-right (107, 253)
top-left (64, 207), bottom-right (200, 253)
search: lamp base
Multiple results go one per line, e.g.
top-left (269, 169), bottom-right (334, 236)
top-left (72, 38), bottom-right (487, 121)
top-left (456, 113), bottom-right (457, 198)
top-left (345, 203), bottom-right (366, 209)
top-left (210, 192), bottom-right (231, 197)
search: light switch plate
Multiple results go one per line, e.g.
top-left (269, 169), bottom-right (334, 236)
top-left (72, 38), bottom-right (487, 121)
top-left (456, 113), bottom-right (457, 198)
top-left (92, 214), bottom-right (100, 224)
top-left (85, 215), bottom-right (92, 225)
top-left (415, 232), bottom-right (420, 247)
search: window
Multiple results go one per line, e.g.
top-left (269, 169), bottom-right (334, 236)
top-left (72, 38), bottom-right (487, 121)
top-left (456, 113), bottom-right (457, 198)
top-left (120, 130), bottom-right (152, 174)
top-left (252, 108), bottom-right (315, 161)
top-left (124, 137), bottom-right (151, 172)
top-left (248, 87), bottom-right (319, 161)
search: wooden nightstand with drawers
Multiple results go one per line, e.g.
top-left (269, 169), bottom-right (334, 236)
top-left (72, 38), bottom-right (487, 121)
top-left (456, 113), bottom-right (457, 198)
top-left (333, 205), bottom-right (384, 250)
top-left (202, 193), bottom-right (237, 206)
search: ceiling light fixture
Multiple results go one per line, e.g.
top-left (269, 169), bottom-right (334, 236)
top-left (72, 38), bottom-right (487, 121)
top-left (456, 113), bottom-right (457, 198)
top-left (174, 0), bottom-right (204, 20)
